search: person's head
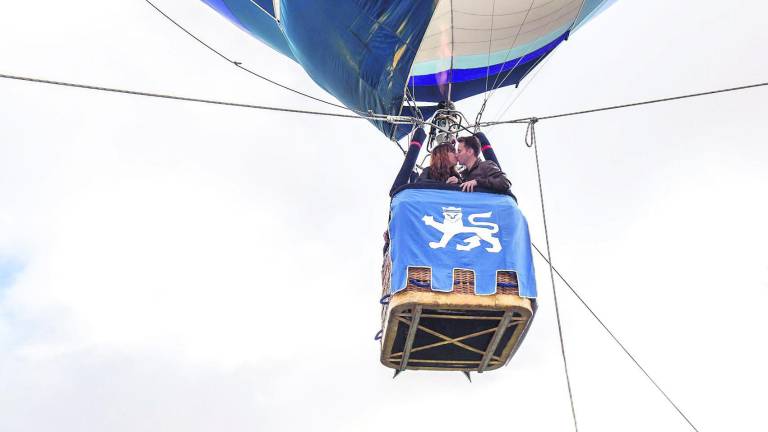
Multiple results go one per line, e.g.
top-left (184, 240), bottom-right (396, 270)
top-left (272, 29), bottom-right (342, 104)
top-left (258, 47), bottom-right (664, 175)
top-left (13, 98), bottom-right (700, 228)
top-left (456, 135), bottom-right (480, 166)
top-left (428, 142), bottom-right (458, 182)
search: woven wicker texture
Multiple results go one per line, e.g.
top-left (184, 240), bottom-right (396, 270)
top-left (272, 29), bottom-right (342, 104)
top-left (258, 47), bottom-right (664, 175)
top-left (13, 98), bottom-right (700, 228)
top-left (404, 267), bottom-right (519, 295)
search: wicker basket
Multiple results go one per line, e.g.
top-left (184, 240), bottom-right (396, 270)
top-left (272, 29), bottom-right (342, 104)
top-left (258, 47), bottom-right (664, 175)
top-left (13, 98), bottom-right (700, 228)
top-left (380, 256), bottom-right (534, 372)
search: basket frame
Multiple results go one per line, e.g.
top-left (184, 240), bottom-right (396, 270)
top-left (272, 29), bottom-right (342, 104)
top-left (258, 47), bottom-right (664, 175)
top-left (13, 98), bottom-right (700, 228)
top-left (380, 287), bottom-right (534, 372)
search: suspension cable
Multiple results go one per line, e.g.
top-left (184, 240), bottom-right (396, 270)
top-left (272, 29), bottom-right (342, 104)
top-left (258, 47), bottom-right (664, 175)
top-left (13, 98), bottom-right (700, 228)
top-left (405, 86), bottom-right (424, 122)
top-left (477, 0), bottom-right (587, 126)
top-left (0, 71), bottom-right (429, 157)
top-left (485, 0), bottom-right (551, 102)
top-left (482, 0), bottom-right (498, 97)
top-left (527, 118), bottom-right (580, 432)
top-left (0, 73), bottom-right (363, 119)
top-left (143, 0), bottom-right (356, 113)
top-left (481, 81), bottom-right (768, 127)
top-left (529, 242), bottom-right (701, 432)
top-left (476, 0), bottom-right (535, 127)
top-left (493, 52), bottom-right (555, 120)
top-left (489, 0), bottom-right (588, 121)
top-left (148, 0), bottom-right (429, 157)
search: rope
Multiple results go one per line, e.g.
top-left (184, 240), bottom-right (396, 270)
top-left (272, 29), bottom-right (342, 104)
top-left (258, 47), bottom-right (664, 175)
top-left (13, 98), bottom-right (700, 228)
top-left (0, 73), bottom-right (364, 119)
top-left (475, 0), bottom-right (535, 127)
top-left (482, 81), bottom-right (768, 127)
top-left (474, 99), bottom-right (490, 132)
top-left (148, 0), bottom-right (418, 158)
top-left (448, 0), bottom-right (455, 101)
top-left (408, 278), bottom-right (431, 288)
top-left (0, 72), bottom-right (460, 159)
top-left (528, 118), bottom-right (579, 432)
top-left (493, 52), bottom-right (554, 120)
top-left (525, 117), bottom-right (539, 147)
top-left (484, 0), bottom-right (540, 102)
top-left (528, 243), bottom-right (701, 432)
top-left (150, 0), bottom-right (424, 158)
top-left (482, 0), bottom-right (497, 96)
top-left (143, 0), bottom-right (355, 113)
top-left (478, 0), bottom-right (586, 126)
top-left (490, 0), bottom-right (589, 121)
top-left (405, 86), bottom-right (424, 122)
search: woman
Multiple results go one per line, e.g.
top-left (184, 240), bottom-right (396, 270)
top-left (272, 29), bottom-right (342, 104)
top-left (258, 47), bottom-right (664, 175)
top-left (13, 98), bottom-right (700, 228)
top-left (388, 130), bottom-right (461, 197)
top-left (384, 134), bottom-right (460, 256)
top-left (417, 141), bottom-right (461, 184)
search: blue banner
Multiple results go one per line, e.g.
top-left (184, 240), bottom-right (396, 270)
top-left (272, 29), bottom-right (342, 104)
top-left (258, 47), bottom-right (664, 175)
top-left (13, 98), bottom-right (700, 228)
top-left (389, 189), bottom-right (537, 298)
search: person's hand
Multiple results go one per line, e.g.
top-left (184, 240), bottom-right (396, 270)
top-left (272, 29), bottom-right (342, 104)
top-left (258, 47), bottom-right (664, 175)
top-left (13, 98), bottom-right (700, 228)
top-left (461, 179), bottom-right (478, 192)
top-left (446, 176), bottom-right (460, 185)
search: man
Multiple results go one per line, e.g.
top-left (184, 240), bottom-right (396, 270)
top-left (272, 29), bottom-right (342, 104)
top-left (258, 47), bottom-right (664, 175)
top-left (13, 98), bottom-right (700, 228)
top-left (456, 135), bottom-right (511, 193)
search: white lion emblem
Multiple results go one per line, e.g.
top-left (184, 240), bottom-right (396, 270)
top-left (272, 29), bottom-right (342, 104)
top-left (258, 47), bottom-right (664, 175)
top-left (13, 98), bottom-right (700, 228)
top-left (422, 207), bottom-right (501, 253)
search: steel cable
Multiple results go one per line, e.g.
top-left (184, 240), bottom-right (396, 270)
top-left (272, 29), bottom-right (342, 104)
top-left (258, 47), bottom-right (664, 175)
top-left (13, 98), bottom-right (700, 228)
top-left (530, 243), bottom-right (701, 432)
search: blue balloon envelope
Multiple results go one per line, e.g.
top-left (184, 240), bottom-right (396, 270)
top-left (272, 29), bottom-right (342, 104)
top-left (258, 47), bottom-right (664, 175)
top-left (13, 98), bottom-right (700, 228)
top-left (202, 0), bottom-right (616, 138)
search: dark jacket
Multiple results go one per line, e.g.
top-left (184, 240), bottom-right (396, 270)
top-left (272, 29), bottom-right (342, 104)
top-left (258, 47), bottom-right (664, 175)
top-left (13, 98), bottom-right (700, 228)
top-left (417, 166), bottom-right (460, 183)
top-left (462, 159), bottom-right (511, 192)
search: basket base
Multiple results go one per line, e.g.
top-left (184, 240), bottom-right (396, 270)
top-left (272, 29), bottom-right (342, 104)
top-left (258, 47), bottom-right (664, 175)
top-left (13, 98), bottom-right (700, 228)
top-left (380, 291), bottom-right (534, 372)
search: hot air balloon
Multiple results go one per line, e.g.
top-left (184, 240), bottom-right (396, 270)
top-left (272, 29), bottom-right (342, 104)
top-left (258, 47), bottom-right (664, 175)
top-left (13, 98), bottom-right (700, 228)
top-left (203, 0), bottom-right (615, 375)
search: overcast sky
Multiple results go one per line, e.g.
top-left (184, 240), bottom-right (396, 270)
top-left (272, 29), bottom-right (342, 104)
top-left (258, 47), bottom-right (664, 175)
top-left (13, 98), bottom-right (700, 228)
top-left (1, 1), bottom-right (767, 431)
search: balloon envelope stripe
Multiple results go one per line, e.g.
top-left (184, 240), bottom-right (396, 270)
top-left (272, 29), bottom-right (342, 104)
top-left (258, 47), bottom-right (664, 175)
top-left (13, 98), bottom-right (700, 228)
top-left (408, 30), bottom-right (566, 87)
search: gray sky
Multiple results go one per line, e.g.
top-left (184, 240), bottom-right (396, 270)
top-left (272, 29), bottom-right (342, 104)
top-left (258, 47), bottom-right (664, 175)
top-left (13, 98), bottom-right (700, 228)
top-left (1, 1), bottom-right (767, 431)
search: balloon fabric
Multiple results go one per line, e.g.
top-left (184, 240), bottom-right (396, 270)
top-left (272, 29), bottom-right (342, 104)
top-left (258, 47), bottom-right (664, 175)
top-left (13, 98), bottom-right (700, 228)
top-left (202, 0), bottom-right (616, 139)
